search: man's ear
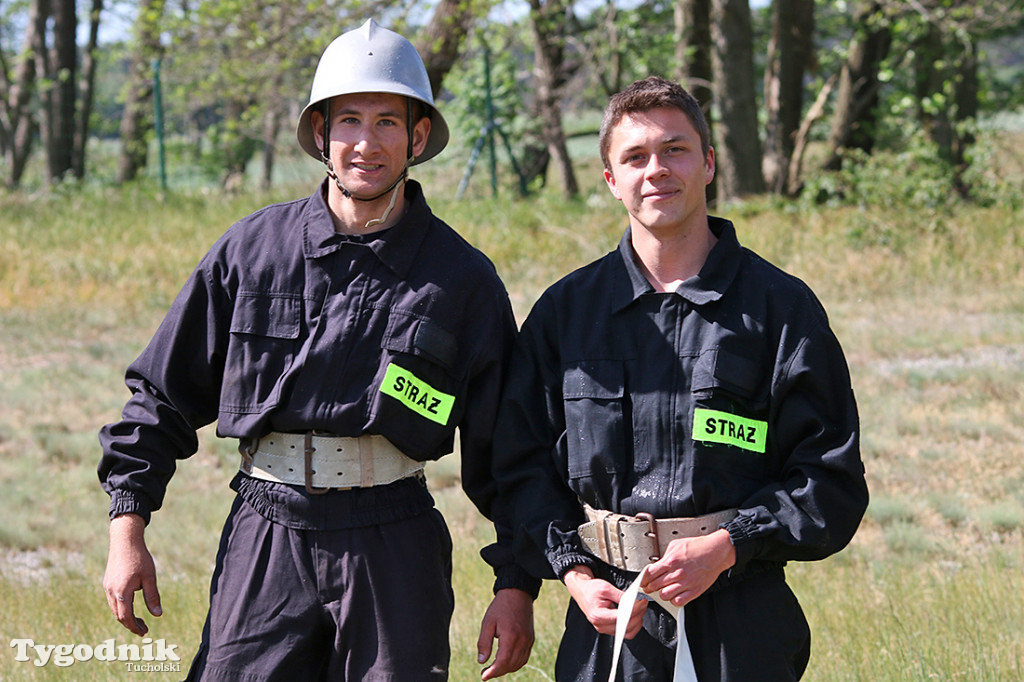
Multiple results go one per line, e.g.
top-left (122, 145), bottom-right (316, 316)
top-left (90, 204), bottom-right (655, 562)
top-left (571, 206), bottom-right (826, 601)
top-left (604, 168), bottom-right (622, 201)
top-left (311, 108), bottom-right (327, 149)
top-left (411, 117), bottom-right (431, 159)
top-left (704, 146), bottom-right (716, 186)
top-left (312, 99), bottom-right (334, 152)
top-left (311, 109), bottom-right (325, 151)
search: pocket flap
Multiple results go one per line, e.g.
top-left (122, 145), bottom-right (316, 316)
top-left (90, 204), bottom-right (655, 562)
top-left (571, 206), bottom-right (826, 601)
top-left (562, 360), bottom-right (624, 400)
top-left (382, 311), bottom-right (458, 370)
top-left (692, 348), bottom-right (760, 396)
top-left (230, 292), bottom-right (301, 339)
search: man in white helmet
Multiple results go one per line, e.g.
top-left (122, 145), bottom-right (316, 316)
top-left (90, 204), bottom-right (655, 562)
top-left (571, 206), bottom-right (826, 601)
top-left (99, 19), bottom-right (538, 680)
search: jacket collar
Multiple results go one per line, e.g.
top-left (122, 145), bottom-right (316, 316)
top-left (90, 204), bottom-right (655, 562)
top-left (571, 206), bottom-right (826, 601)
top-left (301, 179), bottom-right (432, 279)
top-left (613, 216), bottom-right (742, 312)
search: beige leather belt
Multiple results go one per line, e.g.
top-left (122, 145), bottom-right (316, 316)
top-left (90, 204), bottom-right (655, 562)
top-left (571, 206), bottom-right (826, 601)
top-left (578, 504), bottom-right (739, 572)
top-left (239, 432), bottom-right (423, 495)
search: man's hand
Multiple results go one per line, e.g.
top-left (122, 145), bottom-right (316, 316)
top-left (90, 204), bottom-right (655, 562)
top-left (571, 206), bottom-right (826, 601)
top-left (562, 566), bottom-right (647, 638)
top-left (640, 528), bottom-right (736, 608)
top-left (477, 588), bottom-right (535, 680)
top-left (103, 514), bottom-right (162, 636)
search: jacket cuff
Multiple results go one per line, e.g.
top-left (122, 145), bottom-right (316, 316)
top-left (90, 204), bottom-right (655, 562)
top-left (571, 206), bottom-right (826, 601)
top-left (723, 513), bottom-right (762, 569)
top-left (108, 489), bottom-right (153, 526)
top-left (492, 564), bottom-right (542, 600)
top-left (548, 546), bottom-right (598, 580)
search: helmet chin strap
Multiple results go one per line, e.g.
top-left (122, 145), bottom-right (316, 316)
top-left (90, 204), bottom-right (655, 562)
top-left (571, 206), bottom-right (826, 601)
top-left (321, 99), bottom-right (416, 230)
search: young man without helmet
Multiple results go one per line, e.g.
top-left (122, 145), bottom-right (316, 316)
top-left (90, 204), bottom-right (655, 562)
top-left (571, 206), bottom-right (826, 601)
top-left (491, 76), bottom-right (867, 681)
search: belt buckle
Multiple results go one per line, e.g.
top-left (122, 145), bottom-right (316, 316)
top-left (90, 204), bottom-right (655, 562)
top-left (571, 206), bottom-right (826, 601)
top-left (635, 512), bottom-right (661, 563)
top-left (238, 438), bottom-right (257, 474)
top-left (303, 432), bottom-right (330, 495)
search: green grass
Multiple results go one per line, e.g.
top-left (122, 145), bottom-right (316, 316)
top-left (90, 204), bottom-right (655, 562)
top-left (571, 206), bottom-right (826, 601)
top-left (2, 142), bottom-right (1023, 680)
top-left (793, 544), bottom-right (1024, 681)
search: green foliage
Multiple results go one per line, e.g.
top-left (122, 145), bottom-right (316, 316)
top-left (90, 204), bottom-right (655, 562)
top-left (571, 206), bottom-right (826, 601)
top-left (4, 0), bottom-right (1023, 202)
top-left (203, 115), bottom-right (263, 181)
top-left (571, 0), bottom-right (678, 100)
top-left (804, 132), bottom-right (956, 213)
top-left (445, 27), bottom-right (533, 155)
top-left (983, 32), bottom-right (1024, 111)
top-left (136, 0), bottom-right (364, 187)
top-left (443, 25), bottom-right (549, 193)
top-left (801, 126), bottom-right (1023, 217)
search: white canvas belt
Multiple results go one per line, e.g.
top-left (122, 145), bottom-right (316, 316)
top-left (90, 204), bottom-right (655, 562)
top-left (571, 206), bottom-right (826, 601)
top-left (239, 432), bottom-right (423, 494)
top-left (579, 505), bottom-right (738, 682)
top-left (578, 504), bottom-right (738, 572)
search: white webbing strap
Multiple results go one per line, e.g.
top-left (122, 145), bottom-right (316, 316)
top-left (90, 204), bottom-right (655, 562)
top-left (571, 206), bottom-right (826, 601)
top-left (608, 565), bottom-right (699, 682)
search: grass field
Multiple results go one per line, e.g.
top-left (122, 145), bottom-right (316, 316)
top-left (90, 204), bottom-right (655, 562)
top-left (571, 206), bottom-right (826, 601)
top-left (1, 138), bottom-right (1023, 680)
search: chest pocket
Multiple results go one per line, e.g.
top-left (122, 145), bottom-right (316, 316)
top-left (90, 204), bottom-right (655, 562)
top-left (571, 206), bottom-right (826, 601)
top-left (230, 291), bottom-right (302, 339)
top-left (563, 359), bottom-right (627, 479)
top-left (381, 311), bottom-right (460, 373)
top-left (691, 347), bottom-right (761, 399)
top-left (372, 310), bottom-right (463, 458)
top-left (222, 291), bottom-right (302, 414)
top-left (690, 347), bottom-right (770, 479)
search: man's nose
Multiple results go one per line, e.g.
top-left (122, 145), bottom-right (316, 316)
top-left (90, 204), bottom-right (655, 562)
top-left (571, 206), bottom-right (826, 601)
top-left (353, 127), bottom-right (380, 153)
top-left (645, 154), bottom-right (669, 178)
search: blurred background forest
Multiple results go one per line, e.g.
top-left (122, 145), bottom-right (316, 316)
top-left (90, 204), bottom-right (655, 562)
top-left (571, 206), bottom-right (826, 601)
top-left (2, 0), bottom-right (1024, 205)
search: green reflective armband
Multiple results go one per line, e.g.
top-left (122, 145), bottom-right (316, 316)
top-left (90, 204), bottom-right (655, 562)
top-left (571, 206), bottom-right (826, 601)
top-left (693, 408), bottom-right (767, 454)
top-left (380, 363), bottom-right (455, 426)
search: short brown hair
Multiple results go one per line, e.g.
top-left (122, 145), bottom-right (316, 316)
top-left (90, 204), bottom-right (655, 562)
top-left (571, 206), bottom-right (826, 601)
top-left (599, 77), bottom-right (710, 169)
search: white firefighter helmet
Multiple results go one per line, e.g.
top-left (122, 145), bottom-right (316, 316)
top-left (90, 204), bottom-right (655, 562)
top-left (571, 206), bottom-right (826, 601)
top-left (296, 19), bottom-right (449, 165)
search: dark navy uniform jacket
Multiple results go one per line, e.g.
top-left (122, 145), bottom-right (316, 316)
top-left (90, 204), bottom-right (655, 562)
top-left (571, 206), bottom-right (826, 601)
top-left (99, 180), bottom-right (538, 594)
top-left (490, 217), bottom-right (868, 585)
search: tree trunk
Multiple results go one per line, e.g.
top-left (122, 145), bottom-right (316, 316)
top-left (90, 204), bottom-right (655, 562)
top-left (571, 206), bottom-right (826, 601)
top-left (528, 0), bottom-right (579, 198)
top-left (787, 73), bottom-right (837, 196)
top-left (582, 0), bottom-right (625, 97)
top-left (219, 99), bottom-right (258, 190)
top-left (415, 0), bottom-right (481, 97)
top-left (46, 0), bottom-right (77, 182)
top-left (74, 0), bottom-right (104, 179)
top-left (914, 23), bottom-right (952, 159)
top-left (2, 0), bottom-right (46, 188)
top-left (32, 0), bottom-right (53, 187)
top-left (823, 0), bottom-right (890, 171)
top-left (117, 0), bottom-right (166, 184)
top-left (762, 0), bottom-right (813, 195)
top-left (0, 46), bottom-right (7, 158)
top-left (674, 0), bottom-right (713, 114)
top-left (951, 36), bottom-right (978, 197)
top-left (710, 0), bottom-right (764, 200)
top-left (261, 105), bottom-right (281, 190)
top-left (675, 0), bottom-right (716, 203)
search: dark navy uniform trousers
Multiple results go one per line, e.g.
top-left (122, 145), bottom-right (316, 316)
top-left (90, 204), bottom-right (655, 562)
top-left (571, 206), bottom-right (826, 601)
top-left (184, 493), bottom-right (454, 681)
top-left (554, 565), bottom-right (811, 682)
